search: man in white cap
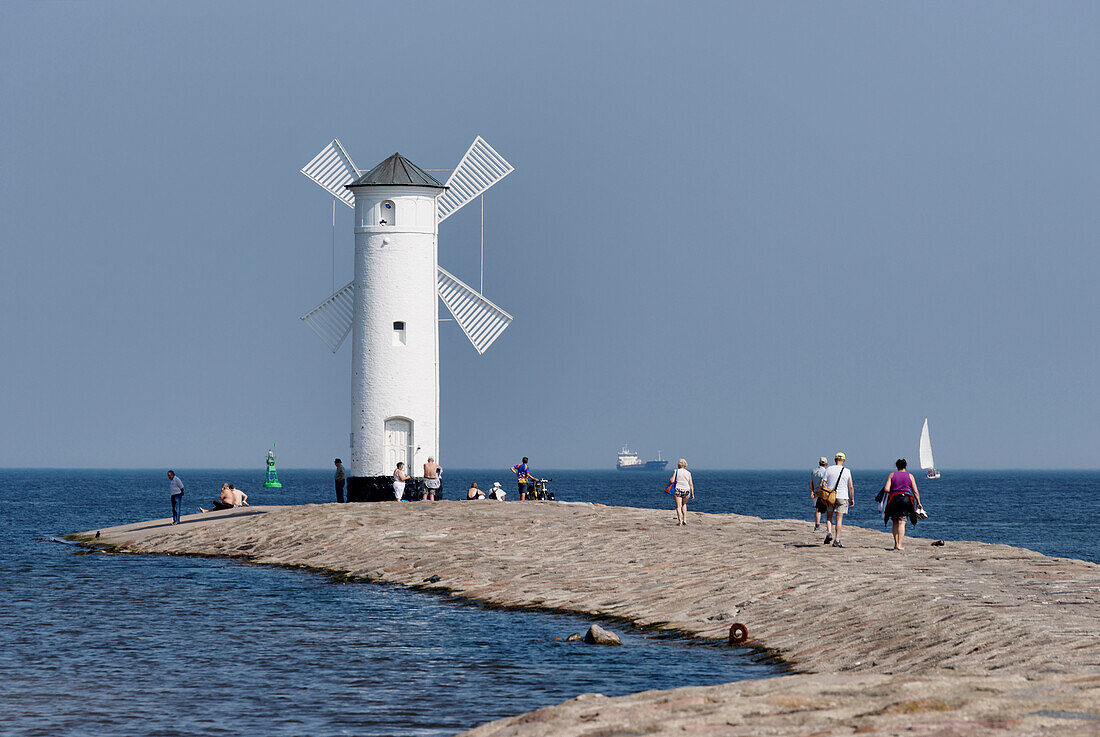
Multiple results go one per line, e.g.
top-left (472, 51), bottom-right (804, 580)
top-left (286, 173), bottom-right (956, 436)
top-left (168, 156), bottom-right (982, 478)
top-left (810, 457), bottom-right (829, 532)
top-left (821, 452), bottom-right (854, 547)
top-left (488, 482), bottom-right (506, 501)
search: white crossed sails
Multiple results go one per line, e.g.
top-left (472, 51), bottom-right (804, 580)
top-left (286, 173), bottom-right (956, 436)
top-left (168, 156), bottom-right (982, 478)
top-left (298, 136), bottom-right (515, 356)
top-left (300, 271), bottom-right (512, 356)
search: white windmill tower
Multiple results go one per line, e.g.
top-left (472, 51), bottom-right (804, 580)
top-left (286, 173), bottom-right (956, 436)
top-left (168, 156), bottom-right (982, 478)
top-left (298, 137), bottom-right (514, 490)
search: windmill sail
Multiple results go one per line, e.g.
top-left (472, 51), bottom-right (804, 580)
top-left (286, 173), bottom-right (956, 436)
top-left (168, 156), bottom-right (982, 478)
top-left (300, 281), bottom-right (355, 353)
top-left (919, 418), bottom-right (935, 470)
top-left (301, 139), bottom-right (359, 208)
top-left (436, 266), bottom-right (512, 354)
top-left (436, 137), bottom-right (514, 223)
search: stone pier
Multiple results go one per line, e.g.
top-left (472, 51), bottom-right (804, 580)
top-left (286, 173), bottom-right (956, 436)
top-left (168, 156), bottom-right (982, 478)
top-left (73, 502), bottom-right (1100, 735)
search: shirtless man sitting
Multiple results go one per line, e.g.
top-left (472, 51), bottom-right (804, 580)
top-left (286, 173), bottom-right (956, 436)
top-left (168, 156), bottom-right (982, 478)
top-left (200, 484), bottom-right (236, 513)
top-left (228, 484), bottom-right (248, 507)
top-left (422, 457), bottom-right (441, 501)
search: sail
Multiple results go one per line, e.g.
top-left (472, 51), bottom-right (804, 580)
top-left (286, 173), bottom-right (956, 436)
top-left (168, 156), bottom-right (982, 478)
top-left (919, 418), bottom-right (935, 470)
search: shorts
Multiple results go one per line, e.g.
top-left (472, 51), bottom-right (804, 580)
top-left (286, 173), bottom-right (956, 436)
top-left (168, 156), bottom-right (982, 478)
top-left (830, 498), bottom-right (849, 515)
top-left (815, 498), bottom-right (829, 513)
top-left (674, 489), bottom-right (691, 498)
top-left (885, 494), bottom-right (916, 524)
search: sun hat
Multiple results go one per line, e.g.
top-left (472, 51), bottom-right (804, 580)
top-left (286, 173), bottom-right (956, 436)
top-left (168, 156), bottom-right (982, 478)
top-left (819, 456), bottom-right (828, 465)
top-left (492, 482), bottom-right (502, 488)
top-left (835, 452), bottom-right (846, 460)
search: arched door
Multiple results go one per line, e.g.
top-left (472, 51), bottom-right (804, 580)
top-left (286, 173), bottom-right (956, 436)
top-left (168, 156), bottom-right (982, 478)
top-left (384, 418), bottom-right (413, 473)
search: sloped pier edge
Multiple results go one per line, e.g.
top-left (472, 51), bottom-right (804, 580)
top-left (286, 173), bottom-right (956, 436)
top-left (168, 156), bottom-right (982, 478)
top-left (71, 502), bottom-right (1100, 736)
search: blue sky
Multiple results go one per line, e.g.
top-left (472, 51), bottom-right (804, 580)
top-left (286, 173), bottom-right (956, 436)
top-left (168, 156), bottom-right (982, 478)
top-left (2, 1), bottom-right (1097, 470)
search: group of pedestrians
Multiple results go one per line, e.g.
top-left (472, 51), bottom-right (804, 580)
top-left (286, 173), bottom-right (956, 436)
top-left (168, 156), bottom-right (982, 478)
top-left (167, 455), bottom-right (924, 551)
top-left (658, 454), bottom-right (927, 550)
top-left (389, 457), bottom-right (442, 501)
top-left (809, 453), bottom-right (923, 550)
top-left (332, 457), bottom-right (443, 502)
top-left (335, 455), bottom-right (534, 503)
top-left (811, 453), bottom-right (854, 547)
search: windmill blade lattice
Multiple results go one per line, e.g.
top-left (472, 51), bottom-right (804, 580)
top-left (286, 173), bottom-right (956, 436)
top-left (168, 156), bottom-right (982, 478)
top-left (300, 281), bottom-right (354, 353)
top-left (436, 137), bottom-right (514, 223)
top-left (436, 267), bottom-right (513, 354)
top-left (301, 139), bottom-right (359, 208)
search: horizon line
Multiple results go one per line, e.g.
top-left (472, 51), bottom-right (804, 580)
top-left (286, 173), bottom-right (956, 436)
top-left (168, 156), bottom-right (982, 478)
top-left (2, 467), bottom-right (1099, 473)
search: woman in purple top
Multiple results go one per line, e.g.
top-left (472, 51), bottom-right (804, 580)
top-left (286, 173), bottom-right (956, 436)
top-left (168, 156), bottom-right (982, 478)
top-left (883, 459), bottom-right (922, 551)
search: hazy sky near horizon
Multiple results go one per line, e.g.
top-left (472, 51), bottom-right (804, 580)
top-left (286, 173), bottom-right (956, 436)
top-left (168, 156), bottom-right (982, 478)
top-left (2, 1), bottom-right (1098, 470)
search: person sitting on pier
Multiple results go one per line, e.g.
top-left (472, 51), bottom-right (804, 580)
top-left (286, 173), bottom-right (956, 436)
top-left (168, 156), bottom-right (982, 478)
top-left (200, 484), bottom-right (236, 513)
top-left (488, 482), bottom-right (506, 500)
top-left (466, 482), bottom-right (485, 500)
top-left (228, 484), bottom-right (248, 507)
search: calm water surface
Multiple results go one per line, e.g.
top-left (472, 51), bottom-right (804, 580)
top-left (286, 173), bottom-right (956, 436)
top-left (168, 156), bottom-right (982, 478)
top-left (3, 469), bottom-right (1096, 736)
top-left (2, 470), bottom-right (786, 737)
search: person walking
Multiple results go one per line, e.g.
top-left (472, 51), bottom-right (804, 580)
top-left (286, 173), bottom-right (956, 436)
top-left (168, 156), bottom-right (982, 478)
top-left (167, 470), bottom-right (184, 525)
top-left (810, 456), bottom-right (828, 532)
top-left (883, 459), bottom-right (922, 550)
top-left (669, 458), bottom-right (694, 526)
top-left (821, 452), bottom-right (854, 547)
top-left (393, 462), bottom-right (409, 501)
top-left (334, 458), bottom-right (346, 503)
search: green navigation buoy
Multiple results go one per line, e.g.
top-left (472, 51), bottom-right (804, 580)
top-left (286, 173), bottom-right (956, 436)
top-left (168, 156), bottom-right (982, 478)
top-left (264, 442), bottom-right (282, 488)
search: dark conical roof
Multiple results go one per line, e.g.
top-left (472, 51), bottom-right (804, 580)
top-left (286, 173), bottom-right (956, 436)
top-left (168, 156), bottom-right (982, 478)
top-left (347, 152), bottom-right (444, 189)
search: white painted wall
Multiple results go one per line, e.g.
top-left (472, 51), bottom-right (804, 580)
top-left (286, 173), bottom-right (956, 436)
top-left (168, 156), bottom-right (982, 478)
top-left (348, 185), bottom-right (440, 476)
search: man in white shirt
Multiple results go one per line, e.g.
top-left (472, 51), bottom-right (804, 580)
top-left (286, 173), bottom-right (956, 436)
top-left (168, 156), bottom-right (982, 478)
top-left (821, 453), bottom-right (854, 547)
top-left (167, 470), bottom-right (184, 525)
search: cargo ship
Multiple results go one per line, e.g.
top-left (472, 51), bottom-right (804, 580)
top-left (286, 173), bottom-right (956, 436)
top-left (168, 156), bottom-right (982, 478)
top-left (617, 445), bottom-right (669, 471)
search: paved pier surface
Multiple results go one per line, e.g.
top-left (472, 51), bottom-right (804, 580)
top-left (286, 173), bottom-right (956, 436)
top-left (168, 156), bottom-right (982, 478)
top-left (74, 502), bottom-right (1100, 735)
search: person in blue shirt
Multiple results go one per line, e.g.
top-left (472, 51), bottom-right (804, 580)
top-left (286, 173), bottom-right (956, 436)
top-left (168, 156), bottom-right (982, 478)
top-left (511, 457), bottom-right (539, 501)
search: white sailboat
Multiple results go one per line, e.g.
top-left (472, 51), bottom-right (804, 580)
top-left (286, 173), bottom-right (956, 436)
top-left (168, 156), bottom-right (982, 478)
top-left (920, 418), bottom-right (940, 479)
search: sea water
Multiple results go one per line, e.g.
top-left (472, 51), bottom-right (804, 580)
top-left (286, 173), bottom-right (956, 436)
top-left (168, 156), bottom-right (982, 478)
top-left (1, 470), bottom-right (780, 737)
top-left (3, 469), bottom-right (1096, 736)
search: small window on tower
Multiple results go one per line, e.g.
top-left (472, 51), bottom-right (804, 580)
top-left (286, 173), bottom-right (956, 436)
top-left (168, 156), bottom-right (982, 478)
top-left (380, 200), bottom-right (395, 226)
top-left (393, 321), bottom-right (406, 346)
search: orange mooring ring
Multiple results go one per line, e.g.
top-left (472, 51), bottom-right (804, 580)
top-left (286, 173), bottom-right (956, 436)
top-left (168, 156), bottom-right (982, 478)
top-left (729, 623), bottom-right (748, 644)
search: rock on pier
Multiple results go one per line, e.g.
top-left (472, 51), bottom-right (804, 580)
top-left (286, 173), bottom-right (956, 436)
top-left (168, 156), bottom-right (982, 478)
top-left (73, 502), bottom-right (1100, 735)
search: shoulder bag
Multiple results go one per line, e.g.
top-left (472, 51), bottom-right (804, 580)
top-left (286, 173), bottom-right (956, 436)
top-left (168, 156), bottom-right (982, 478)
top-left (665, 469), bottom-right (679, 495)
top-left (816, 467), bottom-right (845, 506)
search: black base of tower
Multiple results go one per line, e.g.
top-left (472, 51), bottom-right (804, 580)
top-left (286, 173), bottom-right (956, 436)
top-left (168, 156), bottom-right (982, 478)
top-left (346, 476), bottom-right (442, 502)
